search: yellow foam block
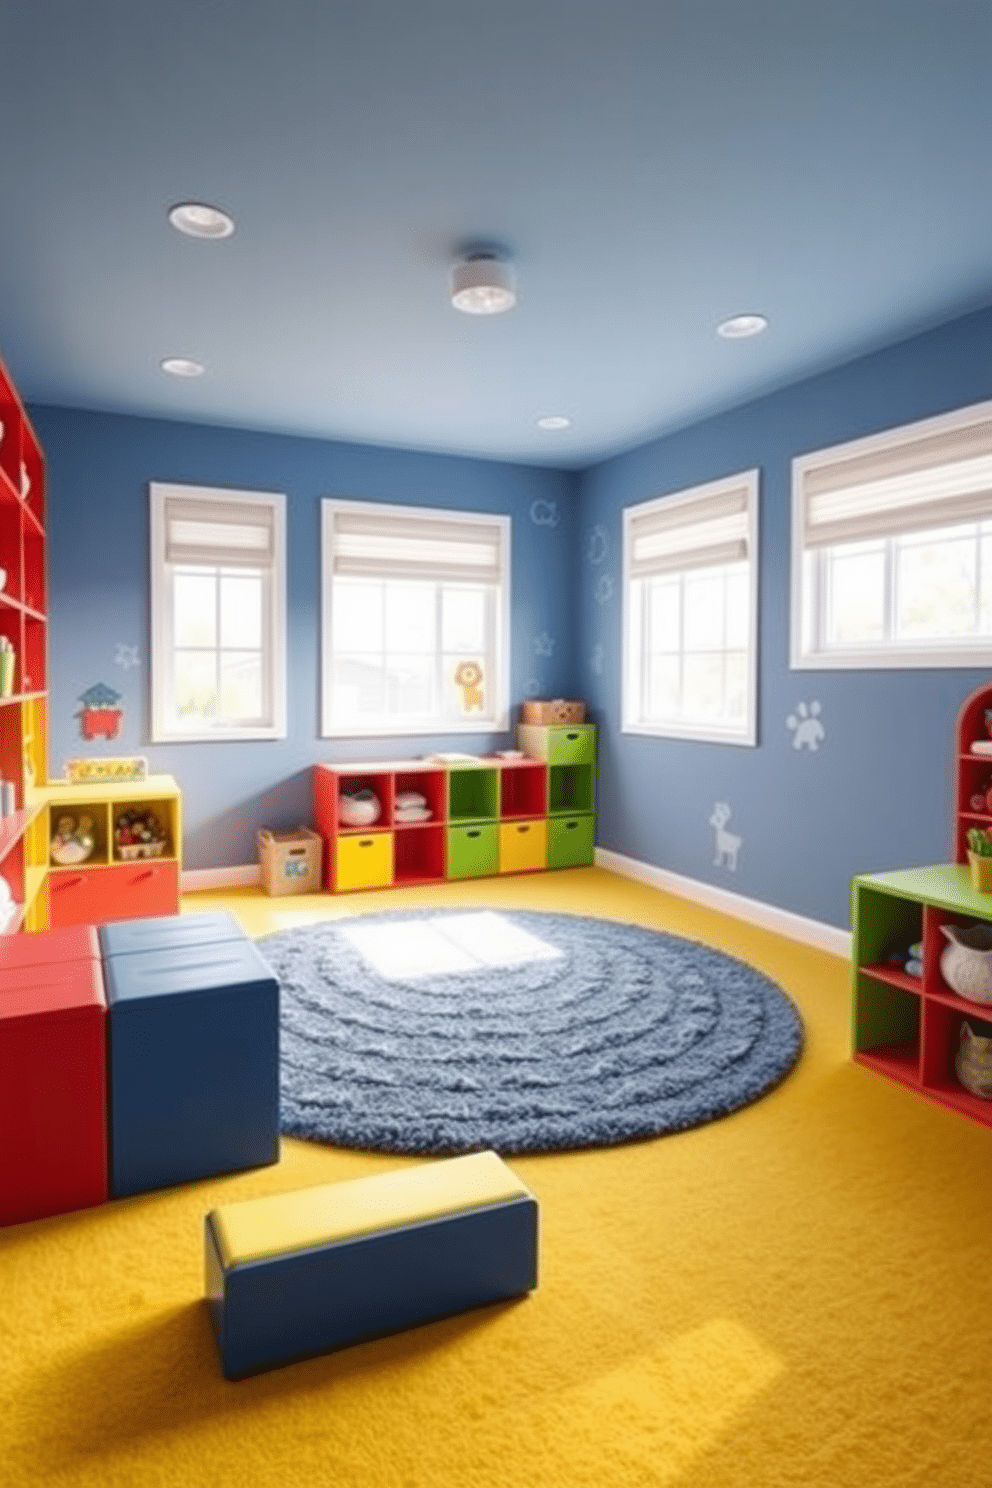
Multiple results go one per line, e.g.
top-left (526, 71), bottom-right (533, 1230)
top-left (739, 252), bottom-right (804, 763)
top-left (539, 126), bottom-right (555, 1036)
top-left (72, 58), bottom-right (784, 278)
top-left (209, 1150), bottom-right (532, 1269)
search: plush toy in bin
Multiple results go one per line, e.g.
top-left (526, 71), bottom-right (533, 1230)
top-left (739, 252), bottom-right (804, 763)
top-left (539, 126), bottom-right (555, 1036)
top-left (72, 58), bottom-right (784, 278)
top-left (337, 786), bottom-right (381, 828)
top-left (115, 808), bottom-right (167, 860)
top-left (50, 814), bottom-right (96, 865)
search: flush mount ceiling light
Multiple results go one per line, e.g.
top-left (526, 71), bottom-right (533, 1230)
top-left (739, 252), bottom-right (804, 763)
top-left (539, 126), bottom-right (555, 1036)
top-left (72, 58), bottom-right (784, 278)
top-left (451, 254), bottom-right (516, 315)
top-left (717, 313), bottom-right (768, 339)
top-left (536, 415), bottom-right (571, 431)
top-left (161, 357), bottom-right (205, 378)
top-left (168, 202), bottom-right (235, 239)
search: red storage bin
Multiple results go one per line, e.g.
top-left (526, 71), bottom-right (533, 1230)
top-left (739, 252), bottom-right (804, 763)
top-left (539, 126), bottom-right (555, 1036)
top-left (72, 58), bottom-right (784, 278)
top-left (0, 958), bottom-right (108, 1225)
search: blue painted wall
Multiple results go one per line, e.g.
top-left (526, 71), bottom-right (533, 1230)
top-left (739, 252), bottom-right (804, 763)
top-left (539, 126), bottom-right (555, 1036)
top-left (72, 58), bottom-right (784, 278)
top-left (29, 407), bottom-right (579, 872)
top-left (29, 303), bottom-right (992, 924)
top-left (577, 305), bottom-right (992, 931)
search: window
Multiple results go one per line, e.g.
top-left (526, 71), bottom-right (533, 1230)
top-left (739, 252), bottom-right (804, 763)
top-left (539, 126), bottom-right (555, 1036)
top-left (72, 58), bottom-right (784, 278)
top-left (792, 399), bottom-right (992, 668)
top-left (150, 483), bottom-right (286, 741)
top-left (321, 498), bottom-right (510, 737)
top-left (622, 470), bottom-right (759, 746)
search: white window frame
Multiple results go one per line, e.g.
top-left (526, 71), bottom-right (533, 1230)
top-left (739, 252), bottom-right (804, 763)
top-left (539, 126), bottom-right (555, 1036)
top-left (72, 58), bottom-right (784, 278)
top-left (621, 469), bottom-right (759, 747)
top-left (150, 482), bottom-right (287, 742)
top-left (791, 398), bottom-right (992, 669)
top-left (321, 497), bottom-right (511, 738)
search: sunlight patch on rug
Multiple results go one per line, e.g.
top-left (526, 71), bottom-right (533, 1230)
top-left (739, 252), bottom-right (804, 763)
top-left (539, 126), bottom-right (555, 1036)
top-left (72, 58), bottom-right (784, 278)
top-left (340, 910), bottom-right (563, 980)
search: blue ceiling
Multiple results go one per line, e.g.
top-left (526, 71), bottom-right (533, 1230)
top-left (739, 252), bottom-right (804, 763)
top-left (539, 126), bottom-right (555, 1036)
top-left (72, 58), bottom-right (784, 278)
top-left (1, 0), bottom-right (990, 469)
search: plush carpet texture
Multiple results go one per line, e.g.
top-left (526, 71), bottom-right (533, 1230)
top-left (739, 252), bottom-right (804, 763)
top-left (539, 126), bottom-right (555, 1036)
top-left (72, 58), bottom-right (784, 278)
top-left (259, 908), bottom-right (803, 1154)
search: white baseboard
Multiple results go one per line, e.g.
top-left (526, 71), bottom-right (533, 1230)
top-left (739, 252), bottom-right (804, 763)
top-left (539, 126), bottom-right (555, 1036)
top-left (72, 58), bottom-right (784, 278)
top-left (181, 864), bottom-right (261, 893)
top-left (181, 851), bottom-right (851, 960)
top-left (594, 847), bottom-right (851, 960)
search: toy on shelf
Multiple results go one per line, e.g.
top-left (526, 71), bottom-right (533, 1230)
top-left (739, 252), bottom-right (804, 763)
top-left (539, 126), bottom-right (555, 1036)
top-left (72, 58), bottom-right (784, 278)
top-left (939, 922), bottom-right (992, 1004)
top-left (114, 808), bottom-right (166, 860)
top-left (338, 786), bottom-right (381, 828)
top-left (51, 815), bottom-right (96, 866)
top-left (65, 756), bottom-right (149, 785)
top-left (394, 790), bottom-right (432, 823)
top-left (956, 1021), bottom-right (992, 1099)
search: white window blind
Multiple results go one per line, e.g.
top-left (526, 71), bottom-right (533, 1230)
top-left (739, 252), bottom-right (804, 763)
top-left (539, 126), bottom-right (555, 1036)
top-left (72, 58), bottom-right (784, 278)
top-left (627, 484), bottom-right (752, 578)
top-left (163, 495), bottom-right (276, 566)
top-left (798, 402), bottom-right (992, 548)
top-left (328, 508), bottom-right (505, 582)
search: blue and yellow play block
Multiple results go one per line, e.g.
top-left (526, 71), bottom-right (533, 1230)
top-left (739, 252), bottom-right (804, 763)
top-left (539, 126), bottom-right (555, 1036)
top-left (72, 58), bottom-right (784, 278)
top-left (204, 1150), bottom-right (539, 1378)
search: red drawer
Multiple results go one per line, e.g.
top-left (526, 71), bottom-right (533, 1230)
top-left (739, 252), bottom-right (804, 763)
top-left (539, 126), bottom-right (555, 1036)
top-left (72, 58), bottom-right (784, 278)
top-left (48, 860), bottom-right (180, 928)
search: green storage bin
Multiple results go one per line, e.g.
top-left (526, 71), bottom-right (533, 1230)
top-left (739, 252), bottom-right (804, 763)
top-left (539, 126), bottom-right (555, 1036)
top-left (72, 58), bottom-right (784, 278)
top-left (547, 814), bottom-right (595, 869)
top-left (547, 725), bottom-right (596, 765)
top-left (548, 763), bottom-right (595, 816)
top-left (447, 766), bottom-right (499, 823)
top-left (447, 823), bottom-right (500, 879)
top-left (518, 723), bottom-right (596, 765)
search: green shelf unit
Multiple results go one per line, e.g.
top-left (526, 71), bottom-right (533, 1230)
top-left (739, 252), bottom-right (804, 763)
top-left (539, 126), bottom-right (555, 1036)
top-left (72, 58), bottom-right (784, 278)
top-left (851, 863), bottom-right (992, 1127)
top-left (447, 765), bottom-right (499, 824)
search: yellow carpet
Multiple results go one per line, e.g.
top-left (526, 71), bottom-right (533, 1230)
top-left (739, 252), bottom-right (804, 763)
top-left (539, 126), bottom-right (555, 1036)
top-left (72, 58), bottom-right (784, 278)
top-left (3, 868), bottom-right (990, 1487)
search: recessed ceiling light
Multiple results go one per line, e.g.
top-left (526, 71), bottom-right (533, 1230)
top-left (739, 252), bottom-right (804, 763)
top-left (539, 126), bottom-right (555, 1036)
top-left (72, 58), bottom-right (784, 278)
top-left (717, 313), bottom-right (768, 339)
top-left (451, 254), bottom-right (516, 315)
top-left (536, 415), bottom-right (571, 431)
top-left (161, 357), bottom-right (205, 378)
top-left (168, 202), bottom-right (235, 239)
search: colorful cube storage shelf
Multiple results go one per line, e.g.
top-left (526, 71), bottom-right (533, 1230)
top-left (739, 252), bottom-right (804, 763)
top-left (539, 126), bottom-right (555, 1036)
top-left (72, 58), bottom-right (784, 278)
top-left (204, 1150), bottom-right (539, 1379)
top-left (0, 939), bottom-right (108, 1226)
top-left (313, 726), bottom-right (595, 894)
top-left (100, 922), bottom-right (280, 1198)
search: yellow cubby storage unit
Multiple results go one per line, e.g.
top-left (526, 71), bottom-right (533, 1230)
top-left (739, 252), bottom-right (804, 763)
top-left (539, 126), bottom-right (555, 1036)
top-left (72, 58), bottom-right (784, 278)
top-left (28, 775), bottom-right (182, 930)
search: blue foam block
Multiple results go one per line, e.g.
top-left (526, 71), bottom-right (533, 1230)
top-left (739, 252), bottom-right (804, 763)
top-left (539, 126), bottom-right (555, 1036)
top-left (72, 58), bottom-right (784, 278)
top-left (104, 939), bottom-right (280, 1197)
top-left (205, 1196), bottom-right (539, 1379)
top-left (99, 910), bottom-right (246, 958)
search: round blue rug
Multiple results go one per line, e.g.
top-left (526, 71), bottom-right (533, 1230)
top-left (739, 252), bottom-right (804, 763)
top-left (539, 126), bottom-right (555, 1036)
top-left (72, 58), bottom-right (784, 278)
top-left (260, 908), bottom-right (803, 1156)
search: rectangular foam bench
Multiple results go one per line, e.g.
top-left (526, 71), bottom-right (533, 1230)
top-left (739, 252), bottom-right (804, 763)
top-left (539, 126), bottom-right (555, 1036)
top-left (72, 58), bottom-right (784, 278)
top-left (0, 923), bottom-right (100, 970)
top-left (99, 909), bottom-right (247, 958)
top-left (0, 958), bottom-right (108, 1226)
top-left (103, 937), bottom-right (280, 1198)
top-left (204, 1149), bottom-right (539, 1379)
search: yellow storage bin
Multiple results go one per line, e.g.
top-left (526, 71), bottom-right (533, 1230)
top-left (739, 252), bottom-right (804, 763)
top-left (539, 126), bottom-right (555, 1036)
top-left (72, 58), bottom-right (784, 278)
top-left (499, 818), bottom-right (547, 874)
top-left (334, 831), bottom-right (394, 892)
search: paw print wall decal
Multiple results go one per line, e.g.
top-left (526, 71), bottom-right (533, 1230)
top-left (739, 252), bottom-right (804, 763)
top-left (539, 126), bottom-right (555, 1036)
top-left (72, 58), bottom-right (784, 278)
top-left (787, 701), bottom-right (825, 751)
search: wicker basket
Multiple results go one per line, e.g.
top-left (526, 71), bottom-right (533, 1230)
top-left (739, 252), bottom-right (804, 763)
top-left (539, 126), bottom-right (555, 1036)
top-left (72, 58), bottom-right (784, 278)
top-left (521, 698), bottom-right (586, 725)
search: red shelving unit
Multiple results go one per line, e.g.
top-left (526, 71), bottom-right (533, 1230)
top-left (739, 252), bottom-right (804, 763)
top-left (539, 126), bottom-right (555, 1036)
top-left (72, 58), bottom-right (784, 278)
top-left (0, 354), bottom-right (47, 933)
top-left (953, 681), bottom-right (992, 863)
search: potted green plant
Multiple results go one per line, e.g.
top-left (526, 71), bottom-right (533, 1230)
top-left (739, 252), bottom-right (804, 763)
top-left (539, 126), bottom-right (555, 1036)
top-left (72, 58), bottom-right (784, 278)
top-left (966, 827), bottom-right (992, 892)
